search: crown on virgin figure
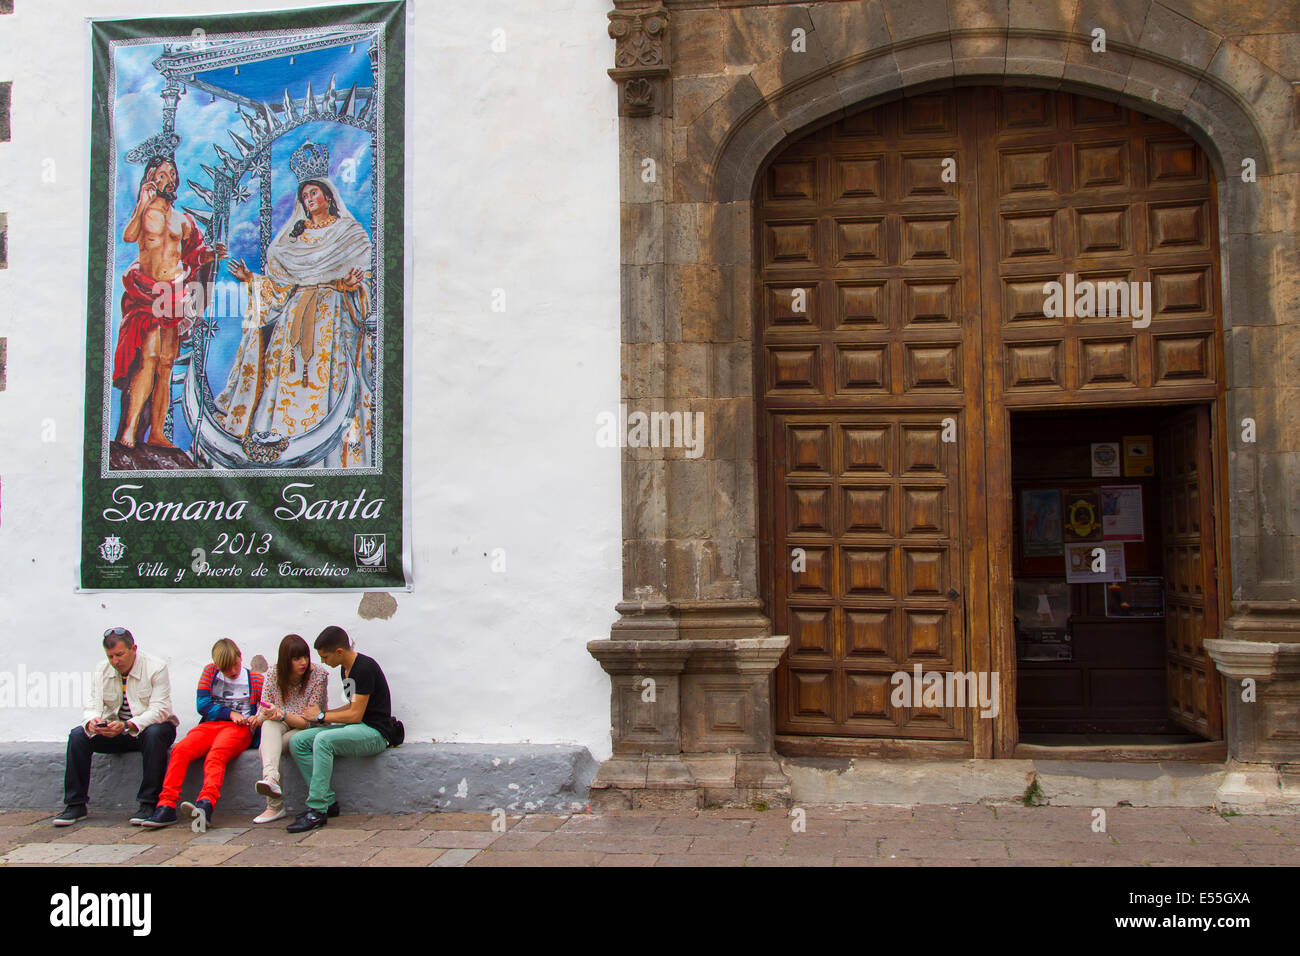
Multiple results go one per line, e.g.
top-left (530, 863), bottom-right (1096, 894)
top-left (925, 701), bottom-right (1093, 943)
top-left (290, 142), bottom-right (331, 183)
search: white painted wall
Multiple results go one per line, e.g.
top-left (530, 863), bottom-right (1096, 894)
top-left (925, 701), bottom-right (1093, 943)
top-left (0, 0), bottom-right (622, 758)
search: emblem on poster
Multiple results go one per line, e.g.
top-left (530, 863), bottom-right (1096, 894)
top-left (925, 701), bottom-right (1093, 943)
top-left (355, 533), bottom-right (386, 571)
top-left (98, 536), bottom-right (126, 564)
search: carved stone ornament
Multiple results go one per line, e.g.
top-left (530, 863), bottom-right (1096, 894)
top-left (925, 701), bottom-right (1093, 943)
top-left (608, 4), bottom-right (668, 69)
top-left (608, 4), bottom-right (670, 117)
top-left (624, 77), bottom-right (655, 115)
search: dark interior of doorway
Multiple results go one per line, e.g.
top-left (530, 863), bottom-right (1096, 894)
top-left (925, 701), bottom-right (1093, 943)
top-left (1010, 405), bottom-right (1209, 743)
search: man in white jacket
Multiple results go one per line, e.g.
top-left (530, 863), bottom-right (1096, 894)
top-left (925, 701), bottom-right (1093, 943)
top-left (54, 628), bottom-right (179, 826)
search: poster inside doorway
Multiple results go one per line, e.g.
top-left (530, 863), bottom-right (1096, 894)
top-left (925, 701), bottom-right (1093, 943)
top-left (1065, 542), bottom-right (1127, 583)
top-left (1101, 485), bottom-right (1144, 542)
top-left (79, 3), bottom-right (408, 590)
top-left (1020, 488), bottom-right (1063, 557)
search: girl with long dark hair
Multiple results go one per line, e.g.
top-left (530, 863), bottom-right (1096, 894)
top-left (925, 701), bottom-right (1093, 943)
top-left (252, 634), bottom-right (328, 823)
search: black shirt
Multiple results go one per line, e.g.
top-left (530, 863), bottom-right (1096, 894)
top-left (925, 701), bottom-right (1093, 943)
top-left (342, 653), bottom-right (393, 740)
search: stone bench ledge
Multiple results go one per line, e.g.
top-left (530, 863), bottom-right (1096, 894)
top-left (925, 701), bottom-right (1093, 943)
top-left (0, 742), bottom-right (597, 814)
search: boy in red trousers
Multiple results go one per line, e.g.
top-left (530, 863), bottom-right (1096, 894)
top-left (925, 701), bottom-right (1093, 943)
top-left (142, 639), bottom-right (263, 829)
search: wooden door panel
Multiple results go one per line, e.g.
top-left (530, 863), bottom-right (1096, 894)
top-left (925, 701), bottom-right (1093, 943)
top-left (772, 411), bottom-right (967, 739)
top-left (978, 89), bottom-right (1221, 407)
top-left (760, 93), bottom-right (983, 743)
top-left (1158, 406), bottom-right (1223, 738)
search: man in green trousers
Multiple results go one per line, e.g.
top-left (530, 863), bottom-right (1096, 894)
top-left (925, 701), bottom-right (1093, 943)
top-left (286, 625), bottom-right (397, 832)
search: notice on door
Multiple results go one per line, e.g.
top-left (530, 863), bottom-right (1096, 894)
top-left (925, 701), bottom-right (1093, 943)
top-left (1091, 442), bottom-right (1121, 477)
top-left (1065, 542), bottom-right (1126, 583)
top-left (1101, 485), bottom-right (1145, 542)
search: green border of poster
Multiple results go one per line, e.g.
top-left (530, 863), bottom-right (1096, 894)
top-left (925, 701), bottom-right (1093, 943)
top-left (79, 2), bottom-right (407, 590)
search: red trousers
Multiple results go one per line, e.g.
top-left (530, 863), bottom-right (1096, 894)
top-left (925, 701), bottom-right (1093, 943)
top-left (158, 721), bottom-right (252, 807)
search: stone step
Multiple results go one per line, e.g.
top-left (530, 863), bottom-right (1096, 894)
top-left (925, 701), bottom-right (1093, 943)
top-left (785, 757), bottom-right (1231, 809)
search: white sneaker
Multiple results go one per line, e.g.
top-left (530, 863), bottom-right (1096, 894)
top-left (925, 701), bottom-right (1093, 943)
top-left (253, 807), bottom-right (286, 824)
top-left (255, 779), bottom-right (282, 798)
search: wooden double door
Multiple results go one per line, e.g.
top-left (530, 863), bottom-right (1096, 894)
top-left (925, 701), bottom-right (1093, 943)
top-left (756, 87), bottom-right (1225, 754)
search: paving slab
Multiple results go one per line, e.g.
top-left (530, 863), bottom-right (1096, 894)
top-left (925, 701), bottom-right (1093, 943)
top-left (467, 850), bottom-right (598, 866)
top-left (535, 833), bottom-right (693, 854)
top-left (483, 831), bottom-right (549, 851)
top-left (597, 853), bottom-right (661, 866)
top-left (189, 827), bottom-right (248, 846)
top-left (297, 827), bottom-right (374, 847)
top-left (362, 847), bottom-right (448, 866)
top-left (221, 845), bottom-right (309, 866)
top-left (360, 829), bottom-right (436, 847)
top-left (2, 842), bottom-right (86, 863)
top-left (129, 845), bottom-right (182, 865)
top-left (429, 848), bottom-right (482, 867)
top-left (657, 853), bottom-right (749, 866)
top-left (653, 816), bottom-right (755, 836)
top-left (418, 831), bottom-right (501, 849)
top-left (0, 811), bottom-right (54, 826)
top-left (295, 847), bottom-right (382, 867)
top-left (224, 828), bottom-right (311, 846)
top-left (557, 815), bottom-right (663, 834)
top-left (61, 844), bottom-right (151, 864)
top-left (164, 845), bottom-right (245, 866)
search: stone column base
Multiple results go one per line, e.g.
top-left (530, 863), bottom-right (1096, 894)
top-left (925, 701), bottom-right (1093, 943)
top-left (1207, 621), bottom-right (1300, 815)
top-left (589, 753), bottom-right (791, 811)
top-left (1214, 761), bottom-right (1300, 815)
top-left (588, 635), bottom-right (792, 809)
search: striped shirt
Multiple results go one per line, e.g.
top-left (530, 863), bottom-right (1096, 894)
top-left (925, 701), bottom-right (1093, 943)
top-left (117, 676), bottom-right (133, 722)
top-left (196, 663), bottom-right (264, 722)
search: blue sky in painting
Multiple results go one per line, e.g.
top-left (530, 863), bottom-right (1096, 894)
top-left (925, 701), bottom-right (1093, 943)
top-left (107, 39), bottom-right (375, 447)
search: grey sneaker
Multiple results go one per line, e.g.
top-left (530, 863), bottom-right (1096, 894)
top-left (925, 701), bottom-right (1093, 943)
top-left (128, 804), bottom-right (155, 826)
top-left (53, 806), bottom-right (87, 827)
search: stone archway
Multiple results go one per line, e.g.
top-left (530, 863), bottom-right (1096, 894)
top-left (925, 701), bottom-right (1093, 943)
top-left (590, 0), bottom-right (1300, 812)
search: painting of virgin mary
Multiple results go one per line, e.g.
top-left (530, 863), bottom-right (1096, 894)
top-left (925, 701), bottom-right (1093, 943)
top-left (214, 141), bottom-right (373, 468)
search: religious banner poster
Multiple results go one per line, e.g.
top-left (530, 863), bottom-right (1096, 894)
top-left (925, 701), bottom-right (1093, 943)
top-left (79, 3), bottom-right (408, 590)
top-left (1020, 488), bottom-right (1063, 557)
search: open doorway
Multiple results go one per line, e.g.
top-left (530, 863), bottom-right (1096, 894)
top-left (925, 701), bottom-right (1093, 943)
top-left (1010, 404), bottom-right (1224, 747)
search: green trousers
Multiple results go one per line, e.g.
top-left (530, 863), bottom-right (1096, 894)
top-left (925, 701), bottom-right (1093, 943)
top-left (289, 723), bottom-right (386, 812)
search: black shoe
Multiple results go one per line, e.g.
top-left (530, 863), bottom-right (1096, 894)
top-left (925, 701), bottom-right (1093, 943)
top-left (180, 799), bottom-right (214, 829)
top-left (140, 805), bottom-right (177, 829)
top-left (327, 801), bottom-right (340, 818)
top-left (286, 808), bottom-right (328, 833)
top-left (128, 804), bottom-right (155, 826)
top-left (52, 806), bottom-right (87, 827)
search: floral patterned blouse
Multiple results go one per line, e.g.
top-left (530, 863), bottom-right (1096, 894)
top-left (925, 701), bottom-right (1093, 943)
top-left (261, 662), bottom-right (329, 718)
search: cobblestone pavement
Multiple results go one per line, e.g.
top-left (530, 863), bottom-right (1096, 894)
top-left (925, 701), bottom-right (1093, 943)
top-left (1, 805), bottom-right (1296, 866)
